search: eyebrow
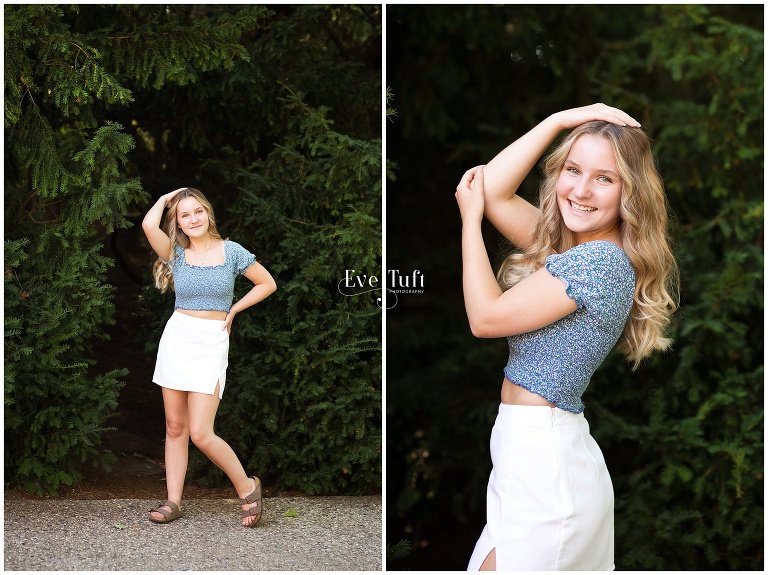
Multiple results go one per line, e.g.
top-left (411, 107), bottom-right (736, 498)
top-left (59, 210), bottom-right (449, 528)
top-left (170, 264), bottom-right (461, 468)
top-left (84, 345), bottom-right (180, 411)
top-left (565, 159), bottom-right (620, 179)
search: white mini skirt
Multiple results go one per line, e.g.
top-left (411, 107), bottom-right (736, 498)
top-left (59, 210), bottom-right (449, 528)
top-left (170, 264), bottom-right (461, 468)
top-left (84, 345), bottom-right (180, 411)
top-left (467, 403), bottom-right (614, 571)
top-left (152, 311), bottom-right (229, 399)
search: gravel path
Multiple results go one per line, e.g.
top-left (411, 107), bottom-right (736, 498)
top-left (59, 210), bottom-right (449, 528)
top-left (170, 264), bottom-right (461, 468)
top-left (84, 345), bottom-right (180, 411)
top-left (4, 495), bottom-right (382, 571)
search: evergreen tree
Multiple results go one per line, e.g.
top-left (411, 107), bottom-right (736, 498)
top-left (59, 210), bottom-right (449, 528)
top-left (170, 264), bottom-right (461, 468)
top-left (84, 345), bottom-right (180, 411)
top-left (5, 4), bottom-right (381, 496)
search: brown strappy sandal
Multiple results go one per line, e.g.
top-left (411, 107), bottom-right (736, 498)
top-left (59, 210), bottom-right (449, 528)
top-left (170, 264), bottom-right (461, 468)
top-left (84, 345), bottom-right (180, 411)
top-left (148, 500), bottom-right (182, 524)
top-left (240, 476), bottom-right (262, 527)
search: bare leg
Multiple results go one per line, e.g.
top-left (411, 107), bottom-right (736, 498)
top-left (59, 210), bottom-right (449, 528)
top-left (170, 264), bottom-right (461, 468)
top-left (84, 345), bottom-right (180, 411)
top-left (188, 382), bottom-right (260, 526)
top-left (479, 548), bottom-right (496, 571)
top-left (150, 388), bottom-right (190, 521)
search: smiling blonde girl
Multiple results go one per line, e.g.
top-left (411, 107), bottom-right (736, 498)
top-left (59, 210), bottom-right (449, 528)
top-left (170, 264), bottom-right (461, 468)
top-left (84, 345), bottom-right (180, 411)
top-left (142, 187), bottom-right (277, 527)
top-left (455, 104), bottom-right (678, 570)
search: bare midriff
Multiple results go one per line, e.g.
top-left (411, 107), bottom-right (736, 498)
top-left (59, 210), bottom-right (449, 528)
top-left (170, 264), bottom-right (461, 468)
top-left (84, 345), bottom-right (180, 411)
top-left (177, 308), bottom-right (227, 321)
top-left (501, 377), bottom-right (556, 408)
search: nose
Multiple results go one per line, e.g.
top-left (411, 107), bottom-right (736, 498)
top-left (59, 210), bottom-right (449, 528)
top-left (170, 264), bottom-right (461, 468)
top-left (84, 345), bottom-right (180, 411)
top-left (573, 177), bottom-right (592, 199)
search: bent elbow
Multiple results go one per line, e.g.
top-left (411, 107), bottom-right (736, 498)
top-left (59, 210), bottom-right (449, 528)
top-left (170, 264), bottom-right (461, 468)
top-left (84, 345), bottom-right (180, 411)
top-left (468, 318), bottom-right (499, 339)
top-left (469, 324), bottom-right (486, 338)
top-left (141, 218), bottom-right (157, 233)
top-left (471, 328), bottom-right (496, 339)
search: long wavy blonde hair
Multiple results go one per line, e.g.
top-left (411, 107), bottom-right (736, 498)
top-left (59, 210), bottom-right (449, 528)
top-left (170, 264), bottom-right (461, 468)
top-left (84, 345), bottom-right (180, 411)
top-left (151, 188), bottom-right (223, 293)
top-left (497, 121), bottom-right (679, 369)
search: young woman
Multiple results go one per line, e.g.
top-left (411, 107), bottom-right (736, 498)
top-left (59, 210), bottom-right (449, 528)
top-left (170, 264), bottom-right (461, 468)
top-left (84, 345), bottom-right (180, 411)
top-left (454, 104), bottom-right (678, 570)
top-left (142, 187), bottom-right (277, 527)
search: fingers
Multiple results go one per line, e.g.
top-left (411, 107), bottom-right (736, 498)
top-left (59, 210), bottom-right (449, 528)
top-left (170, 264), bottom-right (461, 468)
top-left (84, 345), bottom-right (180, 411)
top-left (166, 188), bottom-right (188, 201)
top-left (457, 165), bottom-right (485, 191)
top-left (558, 104), bottom-right (641, 130)
top-left (590, 103), bottom-right (640, 127)
top-left (473, 165), bottom-right (485, 187)
top-left (458, 167), bottom-right (476, 190)
top-left (164, 188), bottom-right (188, 207)
top-left (455, 165), bottom-right (486, 222)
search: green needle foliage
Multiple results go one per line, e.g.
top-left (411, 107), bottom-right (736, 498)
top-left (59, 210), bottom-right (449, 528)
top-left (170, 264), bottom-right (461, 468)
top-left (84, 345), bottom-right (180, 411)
top-left (5, 5), bottom-right (381, 496)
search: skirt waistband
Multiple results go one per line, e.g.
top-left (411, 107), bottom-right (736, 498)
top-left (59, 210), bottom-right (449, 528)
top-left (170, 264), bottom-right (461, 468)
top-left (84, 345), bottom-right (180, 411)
top-left (168, 310), bottom-right (226, 331)
top-left (496, 403), bottom-right (585, 427)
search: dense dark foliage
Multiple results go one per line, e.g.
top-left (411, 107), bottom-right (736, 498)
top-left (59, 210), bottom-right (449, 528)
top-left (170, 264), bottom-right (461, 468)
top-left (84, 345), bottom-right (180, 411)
top-left (5, 4), bottom-right (381, 496)
top-left (386, 5), bottom-right (762, 570)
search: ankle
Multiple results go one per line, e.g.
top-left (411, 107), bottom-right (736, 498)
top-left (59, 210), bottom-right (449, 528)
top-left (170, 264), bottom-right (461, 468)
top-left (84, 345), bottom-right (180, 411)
top-left (237, 477), bottom-right (256, 499)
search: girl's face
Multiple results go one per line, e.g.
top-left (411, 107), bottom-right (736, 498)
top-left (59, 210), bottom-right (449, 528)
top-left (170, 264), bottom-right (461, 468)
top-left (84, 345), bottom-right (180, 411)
top-left (176, 196), bottom-right (210, 239)
top-left (556, 134), bottom-right (623, 244)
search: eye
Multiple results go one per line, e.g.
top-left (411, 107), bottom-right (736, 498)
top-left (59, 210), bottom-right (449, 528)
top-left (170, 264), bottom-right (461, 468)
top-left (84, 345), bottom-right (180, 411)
top-left (566, 166), bottom-right (579, 175)
top-left (597, 175), bottom-right (613, 183)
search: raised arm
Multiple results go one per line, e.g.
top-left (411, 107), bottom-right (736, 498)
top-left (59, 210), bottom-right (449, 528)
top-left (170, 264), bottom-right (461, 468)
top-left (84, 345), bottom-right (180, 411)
top-left (141, 188), bottom-right (186, 261)
top-left (456, 166), bottom-right (578, 338)
top-left (482, 104), bottom-right (640, 249)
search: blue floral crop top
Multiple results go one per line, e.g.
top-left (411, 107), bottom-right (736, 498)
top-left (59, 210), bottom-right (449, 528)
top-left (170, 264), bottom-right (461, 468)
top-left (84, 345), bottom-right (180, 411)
top-left (503, 241), bottom-right (635, 413)
top-left (162, 240), bottom-right (256, 312)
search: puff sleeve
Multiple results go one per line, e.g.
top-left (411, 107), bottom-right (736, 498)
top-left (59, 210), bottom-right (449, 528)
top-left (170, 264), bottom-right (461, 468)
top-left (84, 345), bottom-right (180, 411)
top-left (545, 242), bottom-right (635, 315)
top-left (229, 241), bottom-right (257, 275)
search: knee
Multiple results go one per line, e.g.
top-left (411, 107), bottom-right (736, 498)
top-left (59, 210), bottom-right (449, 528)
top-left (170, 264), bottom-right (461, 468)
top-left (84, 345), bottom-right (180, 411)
top-left (189, 425), bottom-right (214, 449)
top-left (165, 418), bottom-right (188, 440)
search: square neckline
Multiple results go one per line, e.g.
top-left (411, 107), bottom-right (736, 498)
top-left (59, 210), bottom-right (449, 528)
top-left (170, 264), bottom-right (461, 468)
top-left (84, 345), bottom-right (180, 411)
top-left (182, 239), bottom-right (228, 269)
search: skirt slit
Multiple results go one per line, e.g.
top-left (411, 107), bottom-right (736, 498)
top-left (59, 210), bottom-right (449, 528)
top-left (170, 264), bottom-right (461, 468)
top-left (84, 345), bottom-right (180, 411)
top-left (152, 310), bottom-right (230, 399)
top-left (467, 403), bottom-right (614, 571)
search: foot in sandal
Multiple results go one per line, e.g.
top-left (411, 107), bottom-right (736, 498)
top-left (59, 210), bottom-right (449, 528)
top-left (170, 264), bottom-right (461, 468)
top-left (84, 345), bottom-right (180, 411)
top-left (149, 500), bottom-right (182, 523)
top-left (239, 476), bottom-right (262, 527)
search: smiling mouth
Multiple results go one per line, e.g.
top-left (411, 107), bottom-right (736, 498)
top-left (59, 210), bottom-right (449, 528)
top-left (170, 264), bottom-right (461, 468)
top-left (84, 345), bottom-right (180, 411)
top-left (569, 200), bottom-right (597, 213)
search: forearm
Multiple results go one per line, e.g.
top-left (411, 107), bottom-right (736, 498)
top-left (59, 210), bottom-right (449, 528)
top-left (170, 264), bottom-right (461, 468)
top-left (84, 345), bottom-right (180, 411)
top-left (461, 221), bottom-right (503, 337)
top-left (483, 113), bottom-right (564, 203)
top-left (229, 280), bottom-right (277, 316)
top-left (483, 104), bottom-right (641, 204)
top-left (142, 195), bottom-right (168, 231)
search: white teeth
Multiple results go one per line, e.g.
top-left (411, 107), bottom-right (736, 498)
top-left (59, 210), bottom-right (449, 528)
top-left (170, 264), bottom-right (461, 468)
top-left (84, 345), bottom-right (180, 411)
top-left (570, 200), bottom-right (596, 213)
